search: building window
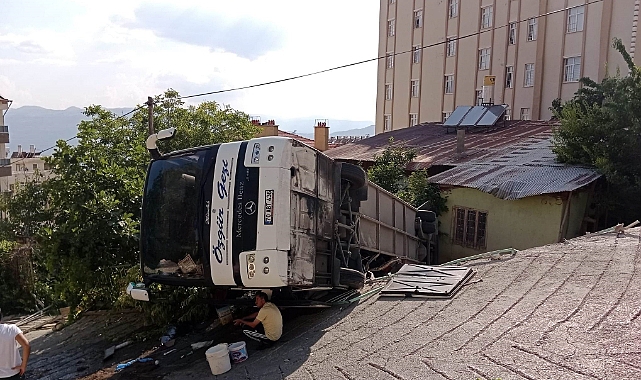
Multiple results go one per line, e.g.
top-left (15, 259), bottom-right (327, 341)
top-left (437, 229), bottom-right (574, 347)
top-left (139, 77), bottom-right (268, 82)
top-left (508, 22), bottom-right (517, 45)
top-left (481, 6), bottom-right (493, 29)
top-left (444, 75), bottom-right (454, 94)
top-left (385, 84), bottom-right (393, 100)
top-left (414, 9), bottom-right (423, 28)
top-left (505, 66), bottom-right (514, 88)
top-left (449, 0), bottom-right (458, 18)
top-left (411, 80), bottom-right (420, 97)
top-left (446, 37), bottom-right (457, 57)
top-left (567, 6), bottom-right (585, 33)
top-left (564, 56), bottom-right (582, 82)
top-left (412, 45), bottom-right (421, 63)
top-left (443, 112), bottom-right (452, 122)
top-left (390, 0), bottom-right (395, 3)
top-left (505, 107), bottom-right (512, 120)
top-left (384, 115), bottom-right (392, 131)
top-left (527, 18), bottom-right (537, 41)
top-left (520, 108), bottom-right (531, 120)
top-left (453, 207), bottom-right (488, 249)
top-left (386, 53), bottom-right (394, 69)
top-left (32, 164), bottom-right (38, 170)
top-left (524, 63), bottom-right (535, 87)
top-left (476, 90), bottom-right (483, 105)
top-left (478, 48), bottom-right (490, 70)
top-left (409, 113), bottom-right (418, 126)
top-left (388, 19), bottom-right (395, 37)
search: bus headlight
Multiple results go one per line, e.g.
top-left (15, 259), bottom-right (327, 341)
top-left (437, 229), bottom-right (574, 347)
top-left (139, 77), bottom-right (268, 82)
top-left (263, 267), bottom-right (269, 274)
top-left (248, 270), bottom-right (255, 279)
top-left (263, 257), bottom-right (269, 264)
top-left (248, 254), bottom-right (255, 263)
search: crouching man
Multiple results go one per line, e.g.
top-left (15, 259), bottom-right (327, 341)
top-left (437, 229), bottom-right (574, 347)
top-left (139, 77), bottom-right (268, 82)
top-left (234, 292), bottom-right (282, 348)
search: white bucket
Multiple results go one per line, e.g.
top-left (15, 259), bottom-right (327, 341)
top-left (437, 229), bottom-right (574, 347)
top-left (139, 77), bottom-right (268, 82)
top-left (205, 343), bottom-right (231, 375)
top-left (228, 341), bottom-right (248, 363)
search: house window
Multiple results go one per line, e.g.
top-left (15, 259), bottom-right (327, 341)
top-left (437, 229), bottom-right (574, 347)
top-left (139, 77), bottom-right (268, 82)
top-left (567, 6), bottom-right (585, 33)
top-left (384, 115), bottom-right (392, 131)
top-left (444, 75), bottom-right (454, 94)
top-left (388, 19), bottom-right (395, 37)
top-left (478, 48), bottom-right (490, 70)
top-left (564, 56), bottom-right (582, 82)
top-left (32, 164), bottom-right (38, 170)
top-left (449, 0), bottom-right (458, 18)
top-left (505, 66), bottom-right (514, 88)
top-left (409, 113), bottom-right (418, 126)
top-left (390, 0), bottom-right (395, 3)
top-left (386, 53), bottom-right (394, 69)
top-left (505, 107), bottom-right (512, 120)
top-left (412, 45), bottom-right (421, 63)
top-left (481, 6), bottom-right (493, 29)
top-left (443, 112), bottom-right (452, 122)
top-left (385, 84), bottom-right (393, 100)
top-left (411, 80), bottom-right (420, 97)
top-left (524, 63), bottom-right (535, 87)
top-left (476, 90), bottom-right (484, 105)
top-left (520, 108), bottom-right (530, 120)
top-left (453, 207), bottom-right (488, 249)
top-left (414, 9), bottom-right (423, 28)
top-left (446, 37), bottom-right (457, 57)
top-left (527, 18), bottom-right (537, 41)
top-left (508, 22), bottom-right (517, 45)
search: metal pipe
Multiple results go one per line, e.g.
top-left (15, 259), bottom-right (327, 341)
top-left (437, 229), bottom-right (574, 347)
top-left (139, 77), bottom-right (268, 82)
top-left (439, 248), bottom-right (518, 266)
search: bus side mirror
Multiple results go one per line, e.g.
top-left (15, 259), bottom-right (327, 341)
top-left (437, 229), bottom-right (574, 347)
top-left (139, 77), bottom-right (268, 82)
top-left (146, 128), bottom-right (176, 160)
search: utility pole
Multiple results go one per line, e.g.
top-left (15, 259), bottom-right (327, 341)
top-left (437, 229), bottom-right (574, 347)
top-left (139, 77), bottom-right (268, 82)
top-left (146, 96), bottom-right (154, 136)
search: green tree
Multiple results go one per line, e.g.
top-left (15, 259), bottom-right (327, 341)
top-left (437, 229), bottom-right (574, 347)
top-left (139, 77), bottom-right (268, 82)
top-left (552, 38), bottom-right (641, 223)
top-left (1, 90), bottom-right (258, 311)
top-left (367, 139), bottom-right (447, 215)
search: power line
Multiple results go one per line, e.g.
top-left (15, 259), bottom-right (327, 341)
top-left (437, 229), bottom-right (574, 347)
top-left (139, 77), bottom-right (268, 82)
top-left (1, 105), bottom-right (145, 169)
top-left (177, 0), bottom-right (604, 101)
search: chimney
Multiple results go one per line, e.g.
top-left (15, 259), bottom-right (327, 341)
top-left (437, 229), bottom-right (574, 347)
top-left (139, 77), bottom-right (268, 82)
top-left (314, 119), bottom-right (329, 152)
top-left (30, 145), bottom-right (35, 154)
top-left (17, 144), bottom-right (22, 155)
top-left (456, 129), bottom-right (465, 154)
top-left (255, 119), bottom-right (279, 137)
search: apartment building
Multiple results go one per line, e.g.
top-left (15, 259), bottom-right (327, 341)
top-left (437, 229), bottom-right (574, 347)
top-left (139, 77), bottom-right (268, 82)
top-left (376, 0), bottom-right (641, 133)
top-left (6, 145), bottom-right (53, 192)
top-left (0, 96), bottom-right (12, 187)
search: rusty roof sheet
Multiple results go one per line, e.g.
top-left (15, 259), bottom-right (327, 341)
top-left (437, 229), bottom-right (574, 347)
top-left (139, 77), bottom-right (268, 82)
top-left (430, 164), bottom-right (601, 200)
top-left (325, 120), bottom-right (555, 170)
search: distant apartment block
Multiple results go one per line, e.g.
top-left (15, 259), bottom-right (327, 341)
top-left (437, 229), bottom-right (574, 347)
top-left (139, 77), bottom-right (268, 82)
top-left (376, 0), bottom-right (641, 133)
top-left (6, 145), bottom-right (53, 192)
top-left (0, 95), bottom-right (11, 186)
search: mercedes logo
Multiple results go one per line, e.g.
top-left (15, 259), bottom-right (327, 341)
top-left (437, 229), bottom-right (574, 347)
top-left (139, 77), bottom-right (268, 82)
top-left (244, 201), bottom-right (257, 215)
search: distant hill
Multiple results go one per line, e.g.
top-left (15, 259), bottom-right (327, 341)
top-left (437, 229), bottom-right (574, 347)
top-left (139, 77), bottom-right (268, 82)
top-left (3, 107), bottom-right (374, 155)
top-left (4, 106), bottom-right (133, 154)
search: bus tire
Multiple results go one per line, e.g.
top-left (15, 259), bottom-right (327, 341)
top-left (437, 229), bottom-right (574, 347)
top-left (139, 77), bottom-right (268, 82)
top-left (339, 268), bottom-right (365, 290)
top-left (417, 210), bottom-right (436, 223)
top-left (351, 185), bottom-right (368, 202)
top-left (341, 163), bottom-right (366, 189)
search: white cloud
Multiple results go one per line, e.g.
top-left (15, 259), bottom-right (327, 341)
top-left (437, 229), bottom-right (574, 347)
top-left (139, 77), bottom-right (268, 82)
top-left (1, 0), bottom-right (379, 123)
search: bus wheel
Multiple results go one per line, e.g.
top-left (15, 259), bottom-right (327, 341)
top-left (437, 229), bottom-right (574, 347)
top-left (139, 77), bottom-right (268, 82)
top-left (341, 163), bottom-right (366, 189)
top-left (339, 268), bottom-right (365, 290)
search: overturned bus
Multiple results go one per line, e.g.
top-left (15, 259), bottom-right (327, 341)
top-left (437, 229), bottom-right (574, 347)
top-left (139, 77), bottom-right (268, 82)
top-left (127, 128), bottom-right (437, 303)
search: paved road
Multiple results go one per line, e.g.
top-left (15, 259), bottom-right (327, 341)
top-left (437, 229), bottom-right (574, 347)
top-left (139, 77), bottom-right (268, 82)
top-left (167, 229), bottom-right (641, 379)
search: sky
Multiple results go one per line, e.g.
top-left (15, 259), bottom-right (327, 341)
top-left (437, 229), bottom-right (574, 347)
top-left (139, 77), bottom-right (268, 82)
top-left (0, 0), bottom-right (379, 122)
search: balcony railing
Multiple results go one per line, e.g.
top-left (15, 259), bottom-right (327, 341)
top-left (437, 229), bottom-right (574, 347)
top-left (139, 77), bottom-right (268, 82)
top-left (0, 159), bottom-right (9, 166)
top-left (0, 126), bottom-right (8, 133)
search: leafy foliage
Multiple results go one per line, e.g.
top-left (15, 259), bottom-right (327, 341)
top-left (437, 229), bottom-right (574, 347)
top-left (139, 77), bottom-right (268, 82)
top-left (367, 139), bottom-right (448, 215)
top-left (0, 90), bottom-right (258, 316)
top-left (551, 39), bottom-right (641, 222)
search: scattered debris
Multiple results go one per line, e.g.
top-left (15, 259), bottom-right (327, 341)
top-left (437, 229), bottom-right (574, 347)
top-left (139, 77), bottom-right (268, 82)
top-left (115, 357), bottom-right (154, 372)
top-left (163, 349), bottom-right (177, 356)
top-left (160, 325), bottom-right (176, 346)
top-left (380, 264), bottom-right (475, 299)
top-left (180, 351), bottom-right (193, 359)
top-left (191, 340), bottom-right (213, 350)
top-left (216, 306), bottom-right (233, 325)
top-left (104, 341), bottom-right (132, 360)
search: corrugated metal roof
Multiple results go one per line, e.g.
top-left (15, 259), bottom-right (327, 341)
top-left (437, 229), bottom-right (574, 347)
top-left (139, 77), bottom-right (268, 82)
top-left (430, 164), bottom-right (600, 200)
top-left (325, 120), bottom-right (554, 170)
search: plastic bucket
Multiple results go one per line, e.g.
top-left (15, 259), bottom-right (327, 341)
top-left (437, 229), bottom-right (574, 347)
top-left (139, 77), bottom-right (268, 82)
top-left (228, 341), bottom-right (248, 363)
top-left (205, 343), bottom-right (231, 375)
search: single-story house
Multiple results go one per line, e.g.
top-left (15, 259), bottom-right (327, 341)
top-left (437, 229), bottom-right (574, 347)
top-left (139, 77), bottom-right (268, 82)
top-left (326, 119), bottom-right (601, 262)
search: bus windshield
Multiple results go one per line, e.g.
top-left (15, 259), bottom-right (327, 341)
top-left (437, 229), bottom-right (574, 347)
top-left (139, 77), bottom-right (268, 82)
top-left (141, 151), bottom-right (208, 280)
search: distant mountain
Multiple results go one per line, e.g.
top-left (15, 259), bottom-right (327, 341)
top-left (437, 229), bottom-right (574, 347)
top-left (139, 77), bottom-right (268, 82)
top-left (4, 106), bottom-right (133, 154)
top-left (3, 107), bottom-right (373, 154)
